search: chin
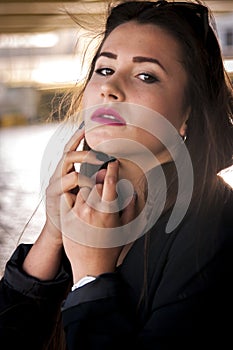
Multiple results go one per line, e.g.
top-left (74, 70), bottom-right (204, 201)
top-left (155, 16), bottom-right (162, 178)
top-left (86, 139), bottom-right (120, 158)
top-left (90, 143), bottom-right (121, 157)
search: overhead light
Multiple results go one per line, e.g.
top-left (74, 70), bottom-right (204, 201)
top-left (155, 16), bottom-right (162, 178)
top-left (0, 33), bottom-right (59, 49)
top-left (224, 59), bottom-right (233, 73)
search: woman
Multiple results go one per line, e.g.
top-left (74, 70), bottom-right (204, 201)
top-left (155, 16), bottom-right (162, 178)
top-left (0, 1), bottom-right (233, 349)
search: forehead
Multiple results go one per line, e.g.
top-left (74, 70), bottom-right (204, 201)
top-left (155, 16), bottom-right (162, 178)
top-left (101, 21), bottom-right (183, 61)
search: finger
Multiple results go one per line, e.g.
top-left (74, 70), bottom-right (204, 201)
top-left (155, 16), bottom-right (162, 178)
top-left (64, 149), bottom-right (106, 168)
top-left (51, 134), bottom-right (84, 181)
top-left (73, 183), bottom-right (102, 211)
top-left (65, 171), bottom-right (95, 193)
top-left (60, 128), bottom-right (85, 178)
top-left (50, 148), bottom-right (104, 183)
top-left (62, 149), bottom-right (105, 177)
top-left (83, 184), bottom-right (102, 210)
top-left (49, 152), bottom-right (76, 183)
top-left (95, 168), bottom-right (107, 184)
top-left (80, 184), bottom-right (119, 214)
top-left (74, 186), bottom-right (92, 208)
top-left (48, 172), bottom-right (94, 196)
top-left (102, 160), bottom-right (119, 202)
top-left (60, 150), bottom-right (89, 177)
top-left (47, 172), bottom-right (78, 196)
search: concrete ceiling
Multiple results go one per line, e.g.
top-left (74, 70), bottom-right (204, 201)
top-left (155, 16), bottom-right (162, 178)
top-left (0, 0), bottom-right (233, 34)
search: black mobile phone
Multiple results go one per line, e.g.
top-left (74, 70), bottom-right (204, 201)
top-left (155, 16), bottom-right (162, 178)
top-left (70, 151), bottom-right (117, 194)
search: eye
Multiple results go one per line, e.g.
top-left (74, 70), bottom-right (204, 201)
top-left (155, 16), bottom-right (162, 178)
top-left (95, 67), bottom-right (114, 76)
top-left (137, 73), bottom-right (159, 84)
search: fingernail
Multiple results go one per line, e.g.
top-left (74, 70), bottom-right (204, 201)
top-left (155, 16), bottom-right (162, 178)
top-left (78, 120), bottom-right (85, 130)
top-left (107, 157), bottom-right (117, 163)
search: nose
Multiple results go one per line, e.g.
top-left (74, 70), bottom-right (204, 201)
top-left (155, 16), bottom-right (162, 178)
top-left (100, 80), bottom-right (125, 102)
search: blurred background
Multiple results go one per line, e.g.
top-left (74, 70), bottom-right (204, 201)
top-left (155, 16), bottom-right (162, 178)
top-left (0, 0), bottom-right (233, 275)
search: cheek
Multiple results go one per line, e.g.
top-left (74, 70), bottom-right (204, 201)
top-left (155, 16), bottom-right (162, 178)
top-left (82, 83), bottom-right (98, 108)
top-left (151, 98), bottom-right (186, 131)
top-left (136, 129), bottom-right (166, 153)
top-left (82, 88), bottom-right (90, 108)
top-left (85, 133), bottom-right (96, 150)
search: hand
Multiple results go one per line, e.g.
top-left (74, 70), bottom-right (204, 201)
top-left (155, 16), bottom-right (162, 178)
top-left (61, 159), bottom-right (137, 283)
top-left (44, 127), bottom-right (85, 243)
top-left (22, 126), bottom-right (100, 280)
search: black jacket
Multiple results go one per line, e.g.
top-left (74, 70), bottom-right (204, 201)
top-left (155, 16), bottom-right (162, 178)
top-left (0, 181), bottom-right (233, 349)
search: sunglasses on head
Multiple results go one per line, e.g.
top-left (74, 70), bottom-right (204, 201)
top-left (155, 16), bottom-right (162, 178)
top-left (153, 0), bottom-right (210, 41)
top-left (111, 1), bottom-right (213, 45)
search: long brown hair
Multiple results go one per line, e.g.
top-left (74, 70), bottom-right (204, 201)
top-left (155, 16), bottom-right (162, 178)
top-left (66, 0), bottom-right (233, 200)
top-left (49, 1), bottom-right (233, 347)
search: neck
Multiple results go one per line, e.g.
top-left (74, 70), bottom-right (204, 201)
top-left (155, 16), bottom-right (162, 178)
top-left (118, 158), bottom-right (144, 188)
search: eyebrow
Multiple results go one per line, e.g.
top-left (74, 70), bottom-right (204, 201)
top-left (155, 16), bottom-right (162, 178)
top-left (98, 52), bottom-right (117, 60)
top-left (97, 51), bottom-right (167, 73)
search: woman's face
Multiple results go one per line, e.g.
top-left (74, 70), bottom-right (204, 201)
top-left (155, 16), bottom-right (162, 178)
top-left (82, 21), bottom-right (189, 162)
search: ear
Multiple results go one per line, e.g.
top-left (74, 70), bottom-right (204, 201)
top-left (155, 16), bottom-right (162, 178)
top-left (179, 120), bottom-right (187, 138)
top-left (179, 107), bottom-right (190, 138)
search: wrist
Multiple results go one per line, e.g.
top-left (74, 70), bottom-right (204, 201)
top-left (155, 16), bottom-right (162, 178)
top-left (72, 266), bottom-right (115, 285)
top-left (43, 220), bottom-right (63, 246)
top-left (22, 228), bottom-right (63, 281)
top-left (72, 275), bottom-right (97, 291)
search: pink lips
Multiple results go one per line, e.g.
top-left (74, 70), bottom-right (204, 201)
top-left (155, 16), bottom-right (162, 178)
top-left (91, 108), bottom-right (126, 126)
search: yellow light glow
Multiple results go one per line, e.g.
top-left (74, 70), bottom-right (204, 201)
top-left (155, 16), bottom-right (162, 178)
top-left (218, 165), bottom-right (233, 188)
top-left (0, 33), bottom-right (59, 49)
top-left (224, 59), bottom-right (233, 73)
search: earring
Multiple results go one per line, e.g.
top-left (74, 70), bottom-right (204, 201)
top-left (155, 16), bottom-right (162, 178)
top-left (78, 120), bottom-right (85, 130)
top-left (182, 135), bottom-right (187, 143)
